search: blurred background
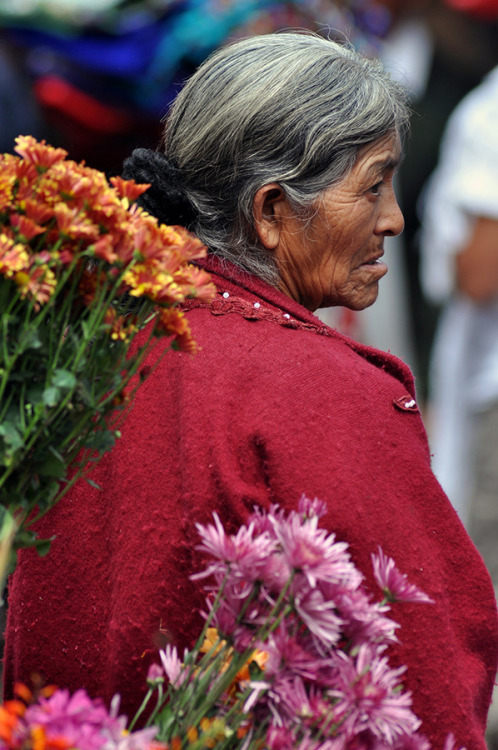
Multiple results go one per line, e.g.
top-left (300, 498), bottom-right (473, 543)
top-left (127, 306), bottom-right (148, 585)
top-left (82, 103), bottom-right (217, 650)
top-left (2, 0), bottom-right (498, 739)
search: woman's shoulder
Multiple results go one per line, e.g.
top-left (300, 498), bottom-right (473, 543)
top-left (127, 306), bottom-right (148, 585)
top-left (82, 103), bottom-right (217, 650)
top-left (179, 290), bottom-right (416, 399)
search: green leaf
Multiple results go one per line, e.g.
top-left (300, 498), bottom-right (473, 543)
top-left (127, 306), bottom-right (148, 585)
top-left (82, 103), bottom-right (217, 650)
top-left (52, 369), bottom-right (77, 390)
top-left (35, 446), bottom-right (66, 478)
top-left (33, 536), bottom-right (55, 557)
top-left (0, 422), bottom-right (23, 452)
top-left (83, 428), bottom-right (116, 454)
top-left (42, 386), bottom-right (61, 407)
top-left (19, 329), bottom-right (42, 353)
top-left (14, 529), bottom-right (55, 556)
top-left (85, 478), bottom-right (102, 490)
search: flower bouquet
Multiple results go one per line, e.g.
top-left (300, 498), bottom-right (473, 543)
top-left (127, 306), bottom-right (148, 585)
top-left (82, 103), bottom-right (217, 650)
top-left (0, 136), bottom-right (214, 587)
top-left (0, 498), bottom-right (462, 750)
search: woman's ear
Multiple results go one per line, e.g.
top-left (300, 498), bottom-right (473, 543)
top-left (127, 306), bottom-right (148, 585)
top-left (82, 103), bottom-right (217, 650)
top-left (253, 183), bottom-right (287, 250)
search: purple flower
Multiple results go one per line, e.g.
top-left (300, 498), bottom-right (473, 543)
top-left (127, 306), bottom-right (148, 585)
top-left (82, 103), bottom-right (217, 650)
top-left (146, 663), bottom-right (164, 687)
top-left (266, 723), bottom-right (299, 750)
top-left (159, 645), bottom-right (185, 688)
top-left (22, 689), bottom-right (124, 750)
top-left (192, 513), bottom-right (277, 583)
top-left (442, 734), bottom-right (466, 750)
top-left (329, 644), bottom-right (420, 744)
top-left (334, 587), bottom-right (399, 647)
top-left (293, 585), bottom-right (343, 649)
top-left (371, 548), bottom-right (434, 604)
top-left (297, 495), bottom-right (328, 521)
top-left (263, 626), bottom-right (324, 681)
top-left (272, 511), bottom-right (360, 590)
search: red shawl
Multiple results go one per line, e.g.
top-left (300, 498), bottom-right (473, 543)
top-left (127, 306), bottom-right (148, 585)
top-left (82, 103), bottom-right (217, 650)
top-left (4, 256), bottom-right (498, 748)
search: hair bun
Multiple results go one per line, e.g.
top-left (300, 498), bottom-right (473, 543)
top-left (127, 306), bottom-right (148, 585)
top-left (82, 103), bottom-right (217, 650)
top-left (121, 148), bottom-right (195, 228)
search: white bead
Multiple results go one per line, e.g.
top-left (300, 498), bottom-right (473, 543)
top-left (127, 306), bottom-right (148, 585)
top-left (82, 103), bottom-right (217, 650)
top-left (253, 302), bottom-right (261, 309)
top-left (222, 292), bottom-right (230, 298)
top-left (283, 313), bottom-right (290, 319)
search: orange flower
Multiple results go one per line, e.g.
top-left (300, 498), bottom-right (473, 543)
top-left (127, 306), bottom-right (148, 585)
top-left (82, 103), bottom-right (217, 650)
top-left (9, 213), bottom-right (45, 241)
top-left (23, 197), bottom-right (56, 226)
top-left (0, 234), bottom-right (30, 277)
top-left (110, 175), bottom-right (150, 205)
top-left (156, 308), bottom-right (197, 354)
top-left (186, 725), bottom-right (198, 744)
top-left (91, 235), bottom-right (119, 264)
top-left (53, 204), bottom-right (100, 243)
top-left (200, 628), bottom-right (225, 657)
top-left (14, 264), bottom-right (57, 309)
top-left (0, 168), bottom-right (16, 212)
top-left (104, 308), bottom-right (138, 342)
top-left (0, 693), bottom-right (27, 746)
top-left (171, 267), bottom-right (216, 302)
top-left (14, 135), bottom-right (68, 169)
top-left (125, 264), bottom-right (189, 306)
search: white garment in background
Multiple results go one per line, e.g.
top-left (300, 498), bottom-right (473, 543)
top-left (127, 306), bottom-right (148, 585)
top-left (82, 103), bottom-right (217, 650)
top-left (420, 66), bottom-right (498, 524)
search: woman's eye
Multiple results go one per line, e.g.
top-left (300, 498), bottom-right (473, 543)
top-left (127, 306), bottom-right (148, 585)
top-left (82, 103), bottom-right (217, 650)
top-left (370, 181), bottom-right (383, 195)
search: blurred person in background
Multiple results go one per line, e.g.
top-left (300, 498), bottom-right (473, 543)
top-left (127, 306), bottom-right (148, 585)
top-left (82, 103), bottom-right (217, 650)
top-left (420, 23), bottom-right (498, 572)
top-left (419, 42), bottom-right (498, 750)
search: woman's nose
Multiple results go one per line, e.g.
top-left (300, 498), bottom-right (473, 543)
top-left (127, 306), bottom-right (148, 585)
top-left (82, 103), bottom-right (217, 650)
top-left (378, 190), bottom-right (405, 237)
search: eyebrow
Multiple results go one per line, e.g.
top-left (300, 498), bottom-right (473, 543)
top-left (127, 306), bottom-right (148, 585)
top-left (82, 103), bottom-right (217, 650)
top-left (366, 152), bottom-right (405, 179)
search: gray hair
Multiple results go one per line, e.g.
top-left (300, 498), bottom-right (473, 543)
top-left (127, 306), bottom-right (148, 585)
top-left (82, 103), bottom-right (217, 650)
top-left (162, 32), bottom-right (410, 283)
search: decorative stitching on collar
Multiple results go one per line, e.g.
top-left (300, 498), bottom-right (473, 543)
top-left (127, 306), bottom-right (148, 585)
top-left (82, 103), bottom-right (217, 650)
top-left (181, 291), bottom-right (336, 337)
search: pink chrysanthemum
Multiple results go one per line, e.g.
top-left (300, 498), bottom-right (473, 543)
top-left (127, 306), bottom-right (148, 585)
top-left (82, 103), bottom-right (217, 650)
top-left (272, 511), bottom-right (358, 590)
top-left (263, 626), bottom-right (324, 682)
top-left (297, 495), bottom-right (328, 521)
top-left (293, 586), bottom-right (343, 649)
top-left (193, 513), bottom-right (278, 584)
top-left (19, 688), bottom-right (156, 750)
top-left (159, 645), bottom-right (186, 688)
top-left (371, 548), bottom-right (434, 604)
top-left (329, 644), bottom-right (420, 744)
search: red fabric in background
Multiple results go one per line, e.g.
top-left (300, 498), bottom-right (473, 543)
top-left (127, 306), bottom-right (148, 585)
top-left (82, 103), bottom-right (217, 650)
top-left (4, 256), bottom-right (498, 748)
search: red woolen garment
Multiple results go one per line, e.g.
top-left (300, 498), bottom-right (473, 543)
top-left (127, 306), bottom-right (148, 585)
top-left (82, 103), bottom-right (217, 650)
top-left (4, 256), bottom-right (498, 748)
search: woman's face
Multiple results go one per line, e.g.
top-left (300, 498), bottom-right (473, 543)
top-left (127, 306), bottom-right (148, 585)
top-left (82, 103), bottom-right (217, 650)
top-left (275, 133), bottom-right (404, 311)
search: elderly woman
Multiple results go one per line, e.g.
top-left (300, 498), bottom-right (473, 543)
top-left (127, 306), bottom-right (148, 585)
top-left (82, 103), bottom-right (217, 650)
top-left (4, 33), bottom-right (497, 748)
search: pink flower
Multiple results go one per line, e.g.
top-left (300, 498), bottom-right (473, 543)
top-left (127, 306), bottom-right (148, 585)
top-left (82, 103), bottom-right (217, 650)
top-left (371, 548), bottom-right (434, 604)
top-left (266, 723), bottom-right (299, 750)
top-left (334, 587), bottom-right (399, 647)
top-left (159, 645), bottom-right (186, 688)
top-left (23, 689), bottom-right (124, 750)
top-left (192, 513), bottom-right (277, 583)
top-left (273, 511), bottom-right (359, 590)
top-left (263, 626), bottom-right (324, 681)
top-left (293, 585), bottom-right (343, 649)
top-left (146, 663), bottom-right (164, 686)
top-left (297, 495), bottom-right (328, 520)
top-left (329, 644), bottom-right (420, 744)
top-left (442, 734), bottom-right (466, 750)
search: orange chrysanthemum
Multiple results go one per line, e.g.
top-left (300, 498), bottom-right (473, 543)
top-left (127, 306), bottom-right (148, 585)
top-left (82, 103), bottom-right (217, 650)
top-left (1, 135), bottom-right (211, 361)
top-left (14, 135), bottom-right (68, 169)
top-left (9, 213), bottom-right (45, 241)
top-left (0, 234), bottom-right (30, 277)
top-left (156, 307), bottom-right (197, 353)
top-left (14, 264), bottom-right (57, 309)
top-left (110, 175), bottom-right (150, 204)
